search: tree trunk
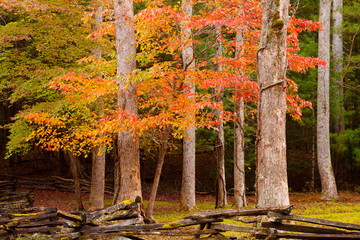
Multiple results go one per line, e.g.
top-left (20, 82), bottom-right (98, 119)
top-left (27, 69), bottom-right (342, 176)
top-left (255, 0), bottom-right (290, 208)
top-left (332, 0), bottom-right (344, 135)
top-left (90, 146), bottom-right (105, 209)
top-left (68, 151), bottom-right (84, 211)
top-left (180, 0), bottom-right (196, 211)
top-left (311, 107), bottom-right (316, 192)
top-left (214, 25), bottom-right (227, 209)
top-left (332, 0), bottom-right (344, 176)
top-left (234, 100), bottom-right (247, 208)
top-left (89, 5), bottom-right (105, 210)
top-left (113, 0), bottom-right (142, 203)
top-left (233, 27), bottom-right (247, 208)
top-left (317, 0), bottom-right (338, 200)
top-left (145, 126), bottom-right (171, 222)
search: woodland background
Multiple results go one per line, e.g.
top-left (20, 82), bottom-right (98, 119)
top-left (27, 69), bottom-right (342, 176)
top-left (0, 0), bottom-right (359, 202)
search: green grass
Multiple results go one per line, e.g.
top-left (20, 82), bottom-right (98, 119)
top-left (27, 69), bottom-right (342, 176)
top-left (139, 192), bottom-right (360, 238)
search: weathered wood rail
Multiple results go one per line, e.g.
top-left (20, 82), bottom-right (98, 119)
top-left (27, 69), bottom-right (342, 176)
top-left (1, 180), bottom-right (360, 239)
top-left (1, 202), bottom-right (360, 239)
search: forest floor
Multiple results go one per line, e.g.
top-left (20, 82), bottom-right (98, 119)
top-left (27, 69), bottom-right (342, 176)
top-left (14, 188), bottom-right (360, 239)
top-left (28, 188), bottom-right (360, 223)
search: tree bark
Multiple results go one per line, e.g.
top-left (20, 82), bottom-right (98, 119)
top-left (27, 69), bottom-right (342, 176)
top-left (311, 107), bottom-right (316, 192)
top-left (255, 0), bottom-right (290, 208)
top-left (113, 0), bottom-right (142, 203)
top-left (89, 5), bottom-right (105, 210)
top-left (67, 151), bottom-right (84, 211)
top-left (90, 145), bottom-right (105, 209)
top-left (332, 0), bottom-right (344, 135)
top-left (233, 27), bottom-right (247, 208)
top-left (234, 100), bottom-right (247, 208)
top-left (317, 0), bottom-right (338, 200)
top-left (180, 0), bottom-right (196, 211)
top-left (332, 0), bottom-right (344, 176)
top-left (145, 125), bottom-right (171, 222)
top-left (214, 25), bottom-right (227, 209)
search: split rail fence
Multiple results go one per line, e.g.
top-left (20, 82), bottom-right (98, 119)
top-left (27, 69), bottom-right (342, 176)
top-left (1, 179), bottom-right (360, 239)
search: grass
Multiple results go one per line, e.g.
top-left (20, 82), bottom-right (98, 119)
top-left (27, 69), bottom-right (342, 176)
top-left (16, 191), bottom-right (360, 239)
top-left (137, 192), bottom-right (360, 239)
top-left (144, 192), bottom-right (360, 224)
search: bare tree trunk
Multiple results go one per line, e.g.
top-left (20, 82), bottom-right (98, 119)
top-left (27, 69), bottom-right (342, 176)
top-left (332, 0), bottom-right (344, 135)
top-left (311, 107), bottom-right (316, 192)
top-left (214, 25), bottom-right (227, 209)
top-left (180, 0), bottom-right (196, 211)
top-left (233, 26), bottom-right (247, 208)
top-left (332, 0), bottom-right (344, 176)
top-left (234, 100), bottom-right (247, 208)
top-left (68, 151), bottom-right (84, 211)
top-left (89, 5), bottom-right (105, 210)
top-left (113, 0), bottom-right (142, 203)
top-left (90, 145), bottom-right (105, 209)
top-left (145, 126), bottom-right (171, 222)
top-left (255, 0), bottom-right (290, 208)
top-left (318, 0), bottom-right (338, 200)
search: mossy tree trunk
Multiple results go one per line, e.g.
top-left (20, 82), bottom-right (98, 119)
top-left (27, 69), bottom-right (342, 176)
top-left (113, 0), bottom-right (142, 203)
top-left (255, 0), bottom-right (290, 208)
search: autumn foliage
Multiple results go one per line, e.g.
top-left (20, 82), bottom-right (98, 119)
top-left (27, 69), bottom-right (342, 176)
top-left (5, 0), bottom-right (324, 157)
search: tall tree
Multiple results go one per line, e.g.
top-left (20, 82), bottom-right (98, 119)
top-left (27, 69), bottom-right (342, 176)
top-left (113, 0), bottom-right (142, 203)
top-left (214, 25), bottom-right (227, 209)
top-left (332, 0), bottom-right (344, 135)
top-left (318, 0), bottom-right (338, 200)
top-left (255, 0), bottom-right (290, 207)
top-left (332, 0), bottom-right (344, 175)
top-left (89, 5), bottom-right (106, 210)
top-left (180, 0), bottom-right (196, 211)
top-left (233, 28), bottom-right (247, 208)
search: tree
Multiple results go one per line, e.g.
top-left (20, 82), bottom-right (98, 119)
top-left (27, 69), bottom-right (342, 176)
top-left (332, 0), bottom-right (345, 176)
top-left (214, 25), bottom-right (227, 209)
top-left (255, 0), bottom-right (290, 207)
top-left (332, 0), bottom-right (344, 135)
top-left (145, 125), bottom-right (171, 222)
top-left (89, 5), bottom-right (106, 210)
top-left (68, 151), bottom-right (84, 211)
top-left (317, 0), bottom-right (338, 200)
top-left (233, 28), bottom-right (247, 208)
top-left (113, 0), bottom-right (142, 203)
top-left (180, 0), bottom-right (196, 211)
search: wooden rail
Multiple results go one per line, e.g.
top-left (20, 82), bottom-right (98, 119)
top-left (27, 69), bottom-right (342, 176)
top-left (1, 181), bottom-right (360, 239)
top-left (1, 202), bottom-right (360, 239)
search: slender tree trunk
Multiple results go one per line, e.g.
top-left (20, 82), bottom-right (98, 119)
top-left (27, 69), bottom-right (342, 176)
top-left (68, 151), bottom-right (84, 211)
top-left (89, 5), bottom-right (105, 210)
top-left (332, 0), bottom-right (344, 176)
top-left (332, 0), bottom-right (344, 135)
top-left (234, 100), bottom-right (247, 207)
top-left (145, 126), bottom-right (171, 222)
top-left (317, 0), bottom-right (338, 200)
top-left (90, 145), bottom-right (105, 209)
top-left (311, 107), bottom-right (316, 192)
top-left (233, 26), bottom-right (247, 208)
top-left (113, 0), bottom-right (142, 203)
top-left (180, 0), bottom-right (196, 211)
top-left (255, 0), bottom-right (290, 208)
top-left (214, 25), bottom-right (227, 209)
